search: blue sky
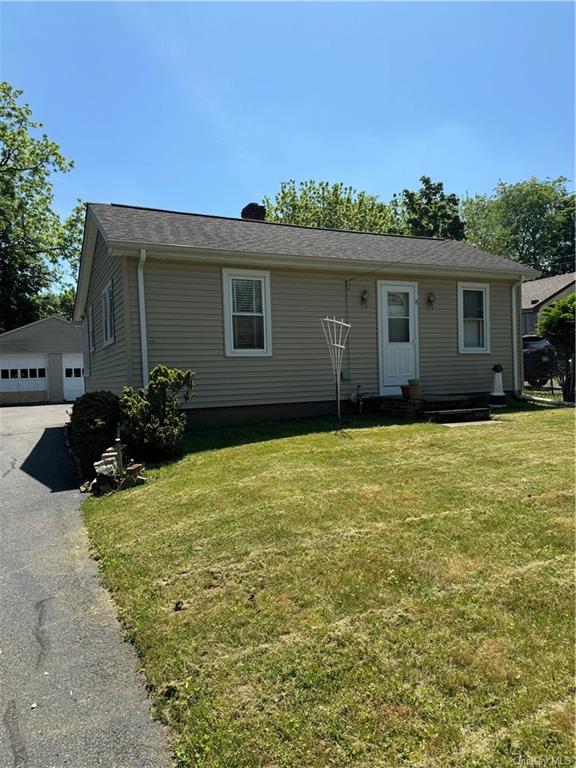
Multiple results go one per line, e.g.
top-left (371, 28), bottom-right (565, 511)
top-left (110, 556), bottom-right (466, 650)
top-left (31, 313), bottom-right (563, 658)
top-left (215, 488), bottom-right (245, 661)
top-left (1, 1), bottom-right (574, 220)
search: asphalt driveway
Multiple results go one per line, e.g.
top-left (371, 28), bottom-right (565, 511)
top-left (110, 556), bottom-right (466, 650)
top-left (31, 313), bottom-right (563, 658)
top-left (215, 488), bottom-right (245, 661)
top-left (0, 404), bottom-right (171, 768)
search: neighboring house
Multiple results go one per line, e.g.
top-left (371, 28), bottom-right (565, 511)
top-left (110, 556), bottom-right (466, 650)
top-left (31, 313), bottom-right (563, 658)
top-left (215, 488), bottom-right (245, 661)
top-left (0, 316), bottom-right (85, 405)
top-left (73, 202), bottom-right (537, 423)
top-left (521, 272), bottom-right (576, 334)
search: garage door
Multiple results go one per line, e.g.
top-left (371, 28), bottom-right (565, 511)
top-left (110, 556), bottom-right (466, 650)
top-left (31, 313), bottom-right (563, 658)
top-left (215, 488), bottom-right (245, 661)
top-left (0, 355), bottom-right (49, 402)
top-left (62, 353), bottom-right (85, 401)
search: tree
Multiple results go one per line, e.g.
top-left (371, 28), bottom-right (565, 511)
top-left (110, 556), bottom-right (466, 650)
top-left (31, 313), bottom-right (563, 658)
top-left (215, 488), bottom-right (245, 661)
top-left (392, 176), bottom-right (466, 239)
top-left (0, 82), bottom-right (73, 333)
top-left (463, 177), bottom-right (575, 275)
top-left (536, 292), bottom-right (575, 401)
top-left (59, 199), bottom-right (85, 286)
top-left (263, 179), bottom-right (402, 233)
top-left (36, 286), bottom-right (76, 321)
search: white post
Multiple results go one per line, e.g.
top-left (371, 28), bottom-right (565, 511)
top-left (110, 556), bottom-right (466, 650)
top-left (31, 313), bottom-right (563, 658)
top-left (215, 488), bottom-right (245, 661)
top-left (490, 365), bottom-right (506, 408)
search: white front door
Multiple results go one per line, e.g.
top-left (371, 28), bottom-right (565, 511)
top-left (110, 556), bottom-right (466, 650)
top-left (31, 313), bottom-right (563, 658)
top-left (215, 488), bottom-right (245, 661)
top-left (378, 281), bottom-right (419, 393)
top-left (62, 353), bottom-right (85, 401)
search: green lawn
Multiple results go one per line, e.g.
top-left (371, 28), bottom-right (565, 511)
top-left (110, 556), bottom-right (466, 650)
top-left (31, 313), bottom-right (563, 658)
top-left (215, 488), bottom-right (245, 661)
top-left (84, 407), bottom-right (575, 768)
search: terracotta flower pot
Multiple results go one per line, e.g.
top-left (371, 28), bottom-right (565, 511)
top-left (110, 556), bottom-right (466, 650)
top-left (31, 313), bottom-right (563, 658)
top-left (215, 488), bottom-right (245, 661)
top-left (408, 384), bottom-right (423, 399)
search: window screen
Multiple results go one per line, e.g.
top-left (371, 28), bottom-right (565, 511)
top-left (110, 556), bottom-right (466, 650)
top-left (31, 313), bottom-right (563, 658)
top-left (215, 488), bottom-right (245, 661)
top-left (231, 278), bottom-right (265, 350)
top-left (462, 289), bottom-right (485, 348)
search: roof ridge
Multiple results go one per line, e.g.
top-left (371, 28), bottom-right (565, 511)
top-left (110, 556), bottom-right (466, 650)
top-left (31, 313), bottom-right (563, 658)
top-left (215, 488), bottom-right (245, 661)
top-left (88, 202), bottom-right (445, 242)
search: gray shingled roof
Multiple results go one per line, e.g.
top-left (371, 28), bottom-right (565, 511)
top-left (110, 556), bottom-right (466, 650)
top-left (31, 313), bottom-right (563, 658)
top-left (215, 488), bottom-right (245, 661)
top-left (521, 271), bottom-right (575, 310)
top-left (89, 203), bottom-right (537, 275)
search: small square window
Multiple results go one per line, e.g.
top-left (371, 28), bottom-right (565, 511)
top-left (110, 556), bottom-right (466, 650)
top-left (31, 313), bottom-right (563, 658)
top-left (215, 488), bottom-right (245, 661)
top-left (38, 368), bottom-right (46, 378)
top-left (10, 369), bottom-right (18, 378)
top-left (73, 368), bottom-right (81, 377)
top-left (29, 368), bottom-right (37, 378)
top-left (65, 368), bottom-right (73, 378)
top-left (20, 369), bottom-right (28, 378)
top-left (1, 369), bottom-right (8, 379)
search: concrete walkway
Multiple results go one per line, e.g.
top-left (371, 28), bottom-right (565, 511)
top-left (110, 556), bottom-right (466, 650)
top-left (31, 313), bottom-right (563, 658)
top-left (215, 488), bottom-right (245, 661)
top-left (0, 405), bottom-right (172, 768)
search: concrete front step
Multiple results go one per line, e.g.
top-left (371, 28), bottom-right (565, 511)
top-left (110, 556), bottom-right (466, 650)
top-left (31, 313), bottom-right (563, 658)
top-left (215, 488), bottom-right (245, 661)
top-left (422, 407), bottom-right (491, 423)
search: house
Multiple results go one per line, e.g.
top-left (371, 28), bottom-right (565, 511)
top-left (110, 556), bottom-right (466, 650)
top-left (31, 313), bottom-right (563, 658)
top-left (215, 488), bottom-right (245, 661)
top-left (0, 316), bottom-right (84, 405)
top-left (521, 271), bottom-right (575, 334)
top-left (73, 202), bottom-right (537, 423)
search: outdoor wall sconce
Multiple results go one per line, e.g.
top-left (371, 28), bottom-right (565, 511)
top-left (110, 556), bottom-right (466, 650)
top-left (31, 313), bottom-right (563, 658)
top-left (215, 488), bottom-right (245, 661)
top-left (426, 291), bottom-right (436, 308)
top-left (360, 289), bottom-right (369, 306)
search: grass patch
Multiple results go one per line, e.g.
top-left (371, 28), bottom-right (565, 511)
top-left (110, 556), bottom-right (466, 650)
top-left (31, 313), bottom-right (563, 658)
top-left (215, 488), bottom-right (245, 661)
top-left (84, 408), bottom-right (575, 768)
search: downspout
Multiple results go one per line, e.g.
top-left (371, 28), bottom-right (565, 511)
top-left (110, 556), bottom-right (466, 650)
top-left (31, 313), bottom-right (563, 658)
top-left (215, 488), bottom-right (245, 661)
top-left (511, 276), bottom-right (523, 393)
top-left (137, 249), bottom-right (149, 387)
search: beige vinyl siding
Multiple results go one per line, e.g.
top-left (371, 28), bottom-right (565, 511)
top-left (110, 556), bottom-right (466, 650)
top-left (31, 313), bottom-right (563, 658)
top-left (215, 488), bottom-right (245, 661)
top-left (126, 255), bottom-right (517, 407)
top-left (419, 278), bottom-right (514, 393)
top-left (84, 234), bottom-right (127, 393)
top-left (127, 258), bottom-right (376, 406)
top-left (0, 317), bottom-right (81, 354)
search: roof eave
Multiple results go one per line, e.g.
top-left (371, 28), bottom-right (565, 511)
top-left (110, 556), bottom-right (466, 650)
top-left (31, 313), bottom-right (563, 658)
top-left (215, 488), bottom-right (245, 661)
top-left (109, 239), bottom-right (536, 279)
top-left (73, 207), bottom-right (109, 322)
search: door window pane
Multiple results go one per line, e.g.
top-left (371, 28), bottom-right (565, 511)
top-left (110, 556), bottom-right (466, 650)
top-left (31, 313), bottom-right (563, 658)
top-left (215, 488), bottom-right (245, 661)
top-left (38, 368), bottom-right (46, 378)
top-left (1, 369), bottom-right (8, 379)
top-left (65, 368), bottom-right (72, 378)
top-left (29, 368), bottom-right (37, 378)
top-left (388, 318), bottom-right (410, 342)
top-left (20, 369), bottom-right (28, 378)
top-left (10, 369), bottom-right (18, 378)
top-left (388, 291), bottom-right (409, 318)
top-left (74, 368), bottom-right (82, 377)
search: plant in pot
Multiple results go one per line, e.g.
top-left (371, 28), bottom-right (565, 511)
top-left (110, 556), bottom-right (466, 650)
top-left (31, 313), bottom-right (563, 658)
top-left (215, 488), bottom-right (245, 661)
top-left (401, 379), bottom-right (423, 400)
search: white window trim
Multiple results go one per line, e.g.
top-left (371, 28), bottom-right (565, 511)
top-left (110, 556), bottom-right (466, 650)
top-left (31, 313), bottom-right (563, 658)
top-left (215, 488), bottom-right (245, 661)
top-left (88, 305), bottom-right (95, 352)
top-left (458, 282), bottom-right (491, 354)
top-left (222, 268), bottom-right (272, 357)
top-left (101, 280), bottom-right (115, 347)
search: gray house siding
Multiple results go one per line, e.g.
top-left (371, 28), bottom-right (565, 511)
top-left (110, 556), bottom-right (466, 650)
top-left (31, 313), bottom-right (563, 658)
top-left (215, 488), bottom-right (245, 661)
top-left (83, 234), bottom-right (128, 393)
top-left (115, 254), bottom-right (517, 407)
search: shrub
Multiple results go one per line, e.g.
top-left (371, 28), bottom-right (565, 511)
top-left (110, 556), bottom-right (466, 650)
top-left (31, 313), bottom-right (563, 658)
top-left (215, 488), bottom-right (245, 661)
top-left (69, 391), bottom-right (121, 478)
top-left (120, 365), bottom-right (195, 461)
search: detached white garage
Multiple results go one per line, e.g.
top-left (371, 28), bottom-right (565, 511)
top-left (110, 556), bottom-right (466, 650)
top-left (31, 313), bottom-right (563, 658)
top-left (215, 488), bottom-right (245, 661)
top-left (0, 317), bottom-right (84, 405)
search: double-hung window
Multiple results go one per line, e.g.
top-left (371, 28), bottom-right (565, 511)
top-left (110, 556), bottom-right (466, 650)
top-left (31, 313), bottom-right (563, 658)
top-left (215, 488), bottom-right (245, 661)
top-left (101, 280), bottom-right (115, 346)
top-left (223, 268), bottom-right (272, 356)
top-left (458, 283), bottom-right (490, 353)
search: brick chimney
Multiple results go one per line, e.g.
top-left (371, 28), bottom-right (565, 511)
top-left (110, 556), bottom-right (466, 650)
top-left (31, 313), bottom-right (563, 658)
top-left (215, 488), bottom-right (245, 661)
top-left (241, 202), bottom-right (266, 221)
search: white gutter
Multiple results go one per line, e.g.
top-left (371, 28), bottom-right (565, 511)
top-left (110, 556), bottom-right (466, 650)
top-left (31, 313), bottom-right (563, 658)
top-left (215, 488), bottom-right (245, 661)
top-left (137, 248), bottom-right (149, 387)
top-left (511, 277), bottom-right (523, 392)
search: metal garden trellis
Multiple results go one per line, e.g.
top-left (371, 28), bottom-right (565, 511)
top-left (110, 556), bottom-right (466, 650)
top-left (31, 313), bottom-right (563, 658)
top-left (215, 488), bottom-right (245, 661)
top-left (321, 316), bottom-right (351, 422)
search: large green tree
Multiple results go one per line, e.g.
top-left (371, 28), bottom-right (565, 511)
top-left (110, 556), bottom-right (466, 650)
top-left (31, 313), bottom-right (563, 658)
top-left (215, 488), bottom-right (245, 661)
top-left (392, 176), bottom-right (466, 239)
top-left (263, 179), bottom-right (402, 233)
top-left (263, 177), bottom-right (466, 240)
top-left (0, 82), bottom-right (73, 332)
top-left (463, 177), bottom-right (575, 275)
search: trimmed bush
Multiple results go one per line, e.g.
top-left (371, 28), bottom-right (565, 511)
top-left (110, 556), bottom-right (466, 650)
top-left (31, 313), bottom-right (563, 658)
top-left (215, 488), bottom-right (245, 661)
top-left (120, 365), bottom-right (194, 461)
top-left (69, 390), bottom-right (121, 478)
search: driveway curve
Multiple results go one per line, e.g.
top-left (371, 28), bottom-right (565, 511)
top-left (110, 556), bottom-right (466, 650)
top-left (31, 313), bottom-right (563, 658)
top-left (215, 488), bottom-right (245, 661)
top-left (0, 404), bottom-right (172, 768)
